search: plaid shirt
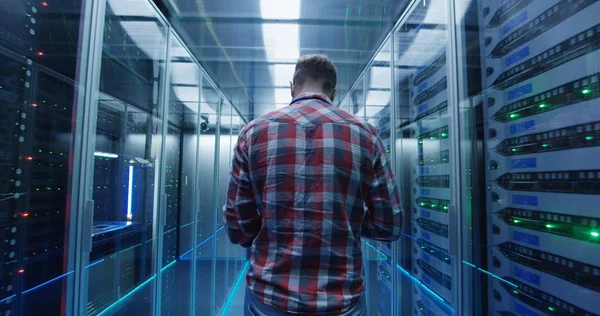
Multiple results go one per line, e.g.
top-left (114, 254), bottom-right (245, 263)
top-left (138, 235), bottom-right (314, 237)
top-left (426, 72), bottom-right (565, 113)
top-left (223, 92), bottom-right (403, 314)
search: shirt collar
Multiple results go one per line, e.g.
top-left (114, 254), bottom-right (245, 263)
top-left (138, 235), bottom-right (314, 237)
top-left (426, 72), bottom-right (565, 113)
top-left (290, 92), bottom-right (333, 106)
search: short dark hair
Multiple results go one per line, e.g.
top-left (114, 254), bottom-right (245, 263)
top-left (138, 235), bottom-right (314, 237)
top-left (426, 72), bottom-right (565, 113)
top-left (293, 54), bottom-right (337, 94)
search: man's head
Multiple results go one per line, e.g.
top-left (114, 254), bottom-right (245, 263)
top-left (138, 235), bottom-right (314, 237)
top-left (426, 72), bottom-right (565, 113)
top-left (291, 54), bottom-right (339, 101)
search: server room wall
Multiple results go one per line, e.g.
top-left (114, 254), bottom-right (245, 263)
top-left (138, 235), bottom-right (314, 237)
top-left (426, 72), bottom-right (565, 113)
top-left (1, 0), bottom-right (600, 315)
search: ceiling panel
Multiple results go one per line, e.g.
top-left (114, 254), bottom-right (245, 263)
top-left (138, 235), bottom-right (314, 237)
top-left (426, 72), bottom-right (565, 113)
top-left (162, 0), bottom-right (410, 120)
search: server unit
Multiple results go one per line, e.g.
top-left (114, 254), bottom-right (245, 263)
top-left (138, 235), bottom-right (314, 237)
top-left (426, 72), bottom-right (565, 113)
top-left (480, 0), bottom-right (600, 314)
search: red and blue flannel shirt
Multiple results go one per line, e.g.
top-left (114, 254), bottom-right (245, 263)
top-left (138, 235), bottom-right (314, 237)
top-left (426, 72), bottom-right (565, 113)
top-left (223, 92), bottom-right (403, 314)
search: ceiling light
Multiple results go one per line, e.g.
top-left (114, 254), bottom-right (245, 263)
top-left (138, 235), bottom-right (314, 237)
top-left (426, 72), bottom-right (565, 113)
top-left (273, 64), bottom-right (296, 86)
top-left (262, 24), bottom-right (299, 61)
top-left (260, 0), bottom-right (301, 20)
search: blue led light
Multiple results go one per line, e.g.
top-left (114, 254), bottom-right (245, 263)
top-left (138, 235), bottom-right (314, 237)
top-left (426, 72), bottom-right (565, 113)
top-left (127, 165), bottom-right (134, 220)
top-left (220, 261), bottom-right (250, 316)
top-left (97, 275), bottom-right (156, 316)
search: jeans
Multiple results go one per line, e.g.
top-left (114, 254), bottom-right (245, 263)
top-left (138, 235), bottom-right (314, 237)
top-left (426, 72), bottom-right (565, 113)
top-left (244, 288), bottom-right (367, 316)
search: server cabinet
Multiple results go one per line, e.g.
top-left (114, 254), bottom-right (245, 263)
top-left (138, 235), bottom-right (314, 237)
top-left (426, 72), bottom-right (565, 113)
top-left (477, 0), bottom-right (600, 314)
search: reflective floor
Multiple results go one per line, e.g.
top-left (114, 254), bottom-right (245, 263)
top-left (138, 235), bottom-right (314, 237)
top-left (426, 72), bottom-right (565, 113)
top-left (0, 0), bottom-right (599, 315)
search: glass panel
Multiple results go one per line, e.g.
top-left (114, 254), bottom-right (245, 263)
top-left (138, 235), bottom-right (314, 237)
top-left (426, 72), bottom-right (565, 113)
top-left (351, 76), bottom-right (366, 118)
top-left (226, 113), bottom-right (247, 303)
top-left (214, 102), bottom-right (233, 314)
top-left (363, 39), bottom-right (394, 314)
top-left (194, 77), bottom-right (219, 314)
top-left (86, 0), bottom-right (168, 314)
top-left (393, 1), bottom-right (454, 315)
top-left (0, 1), bottom-right (84, 314)
top-left (159, 34), bottom-right (200, 315)
top-left (456, 0), bottom-right (600, 315)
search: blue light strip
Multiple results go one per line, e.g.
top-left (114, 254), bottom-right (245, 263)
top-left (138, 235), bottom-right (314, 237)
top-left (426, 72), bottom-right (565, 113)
top-left (85, 259), bottom-right (105, 269)
top-left (127, 165), bottom-right (133, 220)
top-left (0, 295), bottom-right (15, 305)
top-left (179, 226), bottom-right (226, 260)
top-left (477, 268), bottom-right (518, 288)
top-left (220, 261), bottom-right (250, 316)
top-left (396, 264), bottom-right (455, 314)
top-left (365, 242), bottom-right (390, 260)
top-left (97, 275), bottom-right (156, 316)
top-left (160, 259), bottom-right (178, 273)
top-left (461, 260), bottom-right (476, 268)
top-left (22, 271), bottom-right (74, 295)
top-left (461, 260), bottom-right (517, 288)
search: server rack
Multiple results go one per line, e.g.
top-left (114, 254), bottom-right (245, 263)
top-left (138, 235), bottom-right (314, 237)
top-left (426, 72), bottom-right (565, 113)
top-left (480, 0), bottom-right (600, 315)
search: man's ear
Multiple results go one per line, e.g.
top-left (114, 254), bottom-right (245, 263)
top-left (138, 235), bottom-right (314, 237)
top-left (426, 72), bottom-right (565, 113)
top-left (330, 88), bottom-right (339, 102)
top-left (290, 81), bottom-right (295, 99)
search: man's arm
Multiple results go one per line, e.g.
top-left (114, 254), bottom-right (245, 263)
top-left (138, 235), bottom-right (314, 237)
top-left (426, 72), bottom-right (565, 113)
top-left (223, 129), bottom-right (261, 247)
top-left (362, 135), bottom-right (403, 241)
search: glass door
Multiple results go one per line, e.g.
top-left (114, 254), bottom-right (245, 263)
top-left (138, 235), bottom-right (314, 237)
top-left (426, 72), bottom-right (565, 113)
top-left (363, 39), bottom-right (395, 316)
top-left (393, 1), bottom-right (456, 315)
top-left (83, 0), bottom-right (169, 314)
top-left (158, 33), bottom-right (201, 315)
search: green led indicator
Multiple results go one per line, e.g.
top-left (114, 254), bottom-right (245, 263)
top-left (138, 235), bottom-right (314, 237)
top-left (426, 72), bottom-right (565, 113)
top-left (548, 307), bottom-right (555, 312)
top-left (546, 224), bottom-right (554, 229)
top-left (585, 136), bottom-right (594, 141)
top-left (430, 137), bottom-right (436, 140)
top-left (509, 113), bottom-right (520, 119)
top-left (514, 219), bottom-right (521, 224)
top-left (539, 103), bottom-right (548, 109)
top-left (513, 290), bottom-right (518, 294)
top-left (582, 88), bottom-right (592, 95)
top-left (542, 143), bottom-right (549, 148)
top-left (441, 133), bottom-right (448, 137)
top-left (444, 257), bottom-right (449, 261)
top-left (419, 140), bottom-right (423, 144)
top-left (591, 232), bottom-right (599, 237)
top-left (420, 202), bottom-right (426, 206)
top-left (431, 204), bottom-right (437, 208)
top-left (443, 206), bottom-right (448, 210)
top-left (511, 148), bottom-right (517, 152)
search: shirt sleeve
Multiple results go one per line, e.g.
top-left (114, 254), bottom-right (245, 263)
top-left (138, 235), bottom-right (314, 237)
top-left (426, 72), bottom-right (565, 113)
top-left (223, 128), bottom-right (261, 247)
top-left (361, 134), bottom-right (403, 241)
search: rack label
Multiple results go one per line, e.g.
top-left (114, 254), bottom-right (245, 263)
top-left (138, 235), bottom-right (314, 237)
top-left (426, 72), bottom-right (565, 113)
top-left (508, 83), bottom-right (532, 101)
top-left (421, 210), bottom-right (431, 218)
top-left (511, 157), bottom-right (537, 169)
top-left (512, 194), bottom-right (538, 206)
top-left (515, 302), bottom-right (540, 316)
top-left (418, 103), bottom-right (428, 114)
top-left (420, 167), bottom-right (431, 174)
top-left (506, 46), bottom-right (530, 67)
top-left (418, 82), bottom-right (428, 92)
top-left (504, 11), bottom-right (528, 35)
top-left (421, 189), bottom-right (431, 196)
top-left (513, 231), bottom-right (540, 246)
top-left (514, 266), bottom-right (541, 286)
top-left (509, 120), bottom-right (535, 135)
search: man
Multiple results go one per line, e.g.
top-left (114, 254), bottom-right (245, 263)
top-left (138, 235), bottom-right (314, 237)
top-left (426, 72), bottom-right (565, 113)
top-left (223, 54), bottom-right (403, 315)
